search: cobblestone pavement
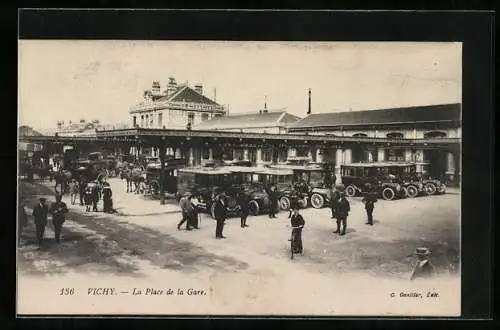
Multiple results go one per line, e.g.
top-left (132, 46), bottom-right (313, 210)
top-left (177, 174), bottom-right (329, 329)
top-left (17, 180), bottom-right (461, 315)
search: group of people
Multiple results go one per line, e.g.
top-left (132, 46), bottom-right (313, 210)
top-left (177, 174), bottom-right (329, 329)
top-left (30, 194), bottom-right (69, 245)
top-left (68, 178), bottom-right (115, 214)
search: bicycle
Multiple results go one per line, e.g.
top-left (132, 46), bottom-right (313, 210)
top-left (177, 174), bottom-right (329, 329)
top-left (288, 225), bottom-right (303, 260)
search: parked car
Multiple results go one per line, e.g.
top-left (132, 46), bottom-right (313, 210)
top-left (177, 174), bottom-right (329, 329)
top-left (253, 168), bottom-right (307, 210)
top-left (268, 162), bottom-right (334, 209)
top-left (145, 158), bottom-right (186, 197)
top-left (341, 162), bottom-right (409, 201)
top-left (414, 162), bottom-right (447, 195)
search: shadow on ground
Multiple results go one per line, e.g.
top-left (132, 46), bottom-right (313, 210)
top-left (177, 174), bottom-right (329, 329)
top-left (18, 181), bottom-right (249, 277)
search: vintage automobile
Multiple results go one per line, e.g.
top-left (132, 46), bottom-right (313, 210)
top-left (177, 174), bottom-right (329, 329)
top-left (341, 162), bottom-right (410, 200)
top-left (382, 162), bottom-right (426, 198)
top-left (71, 159), bottom-right (109, 182)
top-left (268, 162), bottom-right (334, 209)
top-left (145, 158), bottom-right (186, 197)
top-left (253, 168), bottom-right (307, 210)
top-left (414, 162), bottom-right (447, 195)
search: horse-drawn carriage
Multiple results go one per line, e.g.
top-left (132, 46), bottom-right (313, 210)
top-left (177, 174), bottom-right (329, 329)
top-left (144, 158), bottom-right (186, 198)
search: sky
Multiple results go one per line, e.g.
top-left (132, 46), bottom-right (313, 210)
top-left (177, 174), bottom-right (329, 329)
top-left (18, 41), bottom-right (462, 130)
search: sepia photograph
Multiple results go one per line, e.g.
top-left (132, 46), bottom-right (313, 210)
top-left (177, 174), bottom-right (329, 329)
top-left (18, 40), bottom-right (462, 316)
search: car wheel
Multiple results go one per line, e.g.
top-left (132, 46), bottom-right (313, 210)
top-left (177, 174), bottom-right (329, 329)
top-left (345, 185), bottom-right (357, 197)
top-left (425, 182), bottom-right (437, 195)
top-left (382, 187), bottom-right (395, 201)
top-left (279, 197), bottom-right (291, 210)
top-left (401, 187), bottom-right (408, 198)
top-left (406, 185), bottom-right (419, 198)
top-left (248, 200), bottom-right (260, 216)
top-left (310, 193), bottom-right (324, 209)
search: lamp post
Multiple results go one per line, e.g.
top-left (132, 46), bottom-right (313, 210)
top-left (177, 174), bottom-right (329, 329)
top-left (159, 136), bottom-right (166, 205)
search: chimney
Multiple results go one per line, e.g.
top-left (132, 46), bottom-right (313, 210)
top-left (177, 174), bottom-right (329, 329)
top-left (165, 77), bottom-right (178, 97)
top-left (307, 88), bottom-right (311, 115)
top-left (151, 81), bottom-right (161, 94)
top-left (194, 84), bottom-right (203, 95)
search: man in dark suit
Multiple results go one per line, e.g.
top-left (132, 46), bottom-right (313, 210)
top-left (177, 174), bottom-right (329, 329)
top-left (290, 207), bottom-right (305, 254)
top-left (91, 182), bottom-right (100, 212)
top-left (238, 190), bottom-right (250, 228)
top-left (214, 196), bottom-right (227, 239)
top-left (49, 194), bottom-right (69, 244)
top-left (410, 247), bottom-right (437, 281)
top-left (362, 190), bottom-right (377, 225)
top-left (32, 197), bottom-right (49, 245)
top-left (268, 185), bottom-right (278, 219)
top-left (334, 192), bottom-right (350, 236)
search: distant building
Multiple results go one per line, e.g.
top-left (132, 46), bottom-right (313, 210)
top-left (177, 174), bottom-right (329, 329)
top-left (18, 125), bottom-right (44, 158)
top-left (55, 119), bottom-right (104, 137)
top-left (129, 78), bottom-right (225, 130)
top-left (194, 109), bottom-right (301, 134)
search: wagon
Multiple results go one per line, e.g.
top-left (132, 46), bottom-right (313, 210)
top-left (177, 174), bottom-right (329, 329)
top-left (145, 158), bottom-right (186, 197)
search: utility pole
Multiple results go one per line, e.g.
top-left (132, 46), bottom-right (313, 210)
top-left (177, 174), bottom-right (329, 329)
top-left (307, 88), bottom-right (312, 115)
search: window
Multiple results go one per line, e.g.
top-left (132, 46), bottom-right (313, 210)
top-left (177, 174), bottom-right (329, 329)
top-left (158, 113), bottom-right (163, 126)
top-left (387, 132), bottom-right (404, 139)
top-left (201, 113), bottom-right (209, 121)
top-left (353, 133), bottom-right (368, 137)
top-left (132, 116), bottom-right (137, 127)
top-left (141, 115), bottom-right (144, 127)
top-left (188, 113), bottom-right (194, 126)
top-left (424, 131), bottom-right (447, 139)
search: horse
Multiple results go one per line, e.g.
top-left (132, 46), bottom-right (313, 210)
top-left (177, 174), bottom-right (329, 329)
top-left (122, 166), bottom-right (146, 194)
top-left (54, 170), bottom-right (72, 195)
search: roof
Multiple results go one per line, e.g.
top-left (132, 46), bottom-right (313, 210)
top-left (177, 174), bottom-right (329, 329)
top-left (289, 103), bottom-right (461, 130)
top-left (179, 167), bottom-right (233, 175)
top-left (254, 168), bottom-right (294, 176)
top-left (158, 85), bottom-right (220, 106)
top-left (194, 111), bottom-right (302, 130)
top-left (19, 125), bottom-right (44, 137)
top-left (269, 164), bottom-right (324, 171)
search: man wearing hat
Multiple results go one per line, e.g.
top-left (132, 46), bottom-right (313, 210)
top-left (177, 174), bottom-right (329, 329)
top-left (32, 197), bottom-right (49, 245)
top-left (238, 188), bottom-right (250, 228)
top-left (213, 195), bottom-right (228, 239)
top-left (334, 192), bottom-right (350, 236)
top-left (410, 247), bottom-right (437, 281)
top-left (177, 192), bottom-right (191, 230)
top-left (361, 183), bottom-right (377, 226)
top-left (49, 194), bottom-right (68, 244)
top-left (289, 206), bottom-right (305, 254)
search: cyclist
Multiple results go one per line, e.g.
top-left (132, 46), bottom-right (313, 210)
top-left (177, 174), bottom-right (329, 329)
top-left (289, 206), bottom-right (305, 254)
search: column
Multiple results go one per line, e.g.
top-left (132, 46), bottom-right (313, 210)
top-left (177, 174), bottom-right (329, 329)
top-left (208, 148), bottom-right (214, 161)
top-left (344, 148), bottom-right (352, 164)
top-left (256, 148), bottom-right (263, 164)
top-left (189, 148), bottom-right (194, 167)
top-left (404, 149), bottom-right (413, 162)
top-left (446, 152), bottom-right (456, 181)
top-left (316, 148), bottom-right (324, 163)
top-left (334, 148), bottom-right (343, 184)
top-left (159, 141), bottom-right (166, 205)
top-left (377, 148), bottom-right (385, 162)
top-left (243, 148), bottom-right (249, 161)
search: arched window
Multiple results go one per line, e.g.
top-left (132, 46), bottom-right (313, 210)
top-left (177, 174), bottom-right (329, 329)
top-left (387, 132), bottom-right (404, 139)
top-left (353, 133), bottom-right (368, 137)
top-left (424, 131), bottom-right (447, 139)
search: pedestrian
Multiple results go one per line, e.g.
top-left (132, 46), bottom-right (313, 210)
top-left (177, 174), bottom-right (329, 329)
top-left (18, 203), bottom-right (28, 244)
top-left (79, 177), bottom-right (87, 206)
top-left (91, 181), bottom-right (100, 212)
top-left (49, 194), bottom-right (68, 244)
top-left (177, 193), bottom-right (190, 230)
top-left (334, 192), bottom-right (350, 236)
top-left (102, 182), bottom-right (114, 213)
top-left (288, 195), bottom-right (300, 218)
top-left (268, 185), bottom-right (278, 219)
top-left (289, 207), bottom-right (305, 254)
top-left (214, 195), bottom-right (227, 239)
top-left (238, 190), bottom-right (250, 228)
top-left (186, 195), bottom-right (200, 230)
top-left (84, 184), bottom-right (93, 212)
top-left (70, 179), bottom-right (79, 205)
top-left (362, 188), bottom-right (377, 225)
top-left (330, 184), bottom-right (341, 219)
top-left (32, 197), bottom-right (49, 245)
top-left (410, 247), bottom-right (438, 281)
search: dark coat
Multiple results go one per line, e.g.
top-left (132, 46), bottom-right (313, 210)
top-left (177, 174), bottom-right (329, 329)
top-left (268, 189), bottom-right (278, 203)
top-left (335, 198), bottom-right (350, 218)
top-left (32, 203), bottom-right (49, 224)
top-left (49, 201), bottom-right (68, 220)
top-left (102, 187), bottom-right (112, 200)
top-left (213, 201), bottom-right (227, 221)
top-left (238, 193), bottom-right (250, 214)
top-left (290, 213), bottom-right (305, 228)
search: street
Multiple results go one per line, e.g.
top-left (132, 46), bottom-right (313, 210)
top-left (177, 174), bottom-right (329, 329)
top-left (17, 178), bottom-right (461, 315)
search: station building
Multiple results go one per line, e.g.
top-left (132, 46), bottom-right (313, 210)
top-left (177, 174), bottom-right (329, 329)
top-left (288, 103), bottom-right (461, 184)
top-left (129, 78), bottom-right (226, 130)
